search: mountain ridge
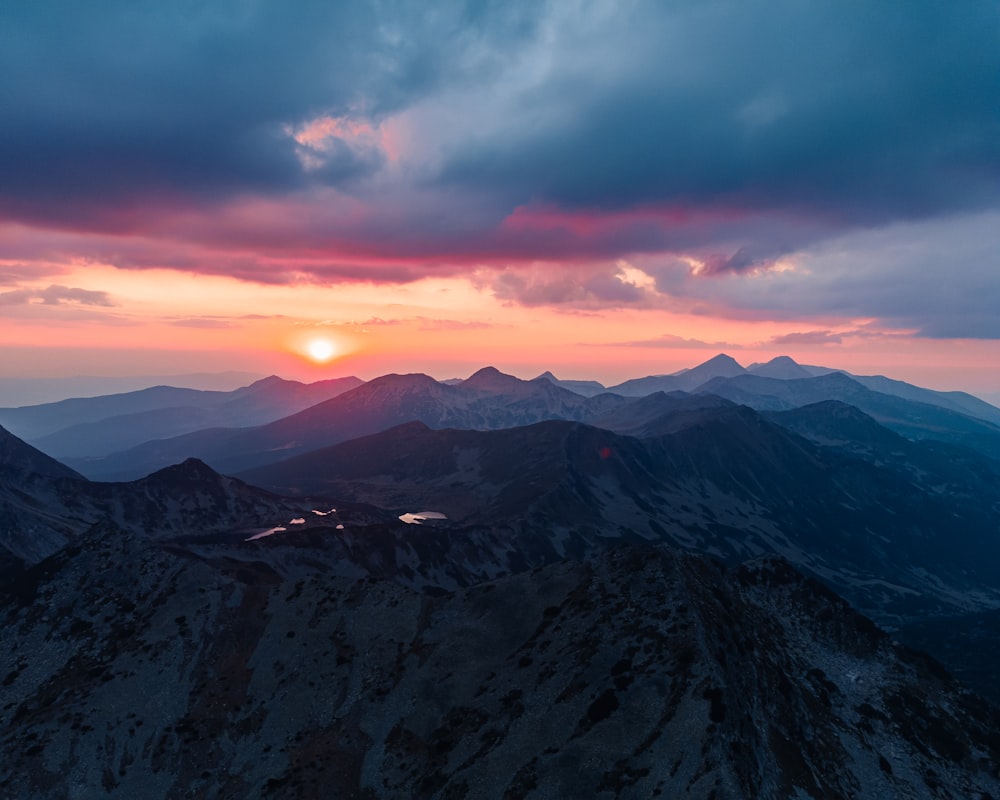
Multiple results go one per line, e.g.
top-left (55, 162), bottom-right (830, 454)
top-left (2, 526), bottom-right (997, 799)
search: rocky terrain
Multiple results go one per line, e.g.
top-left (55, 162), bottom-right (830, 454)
top-left (2, 524), bottom-right (998, 799)
top-left (239, 411), bottom-right (1000, 628)
top-left (3, 356), bottom-right (1000, 798)
top-left (0, 424), bottom-right (369, 567)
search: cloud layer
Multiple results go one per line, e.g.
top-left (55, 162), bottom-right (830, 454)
top-left (2, 0), bottom-right (999, 337)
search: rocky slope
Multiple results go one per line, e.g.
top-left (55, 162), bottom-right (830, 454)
top-left (2, 525), bottom-right (997, 800)
top-left (0, 423), bottom-right (348, 567)
top-left (239, 412), bottom-right (1000, 627)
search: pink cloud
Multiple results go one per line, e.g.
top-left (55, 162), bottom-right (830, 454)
top-left (0, 284), bottom-right (115, 307)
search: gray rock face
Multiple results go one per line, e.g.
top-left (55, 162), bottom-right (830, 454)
top-left (2, 527), bottom-right (997, 799)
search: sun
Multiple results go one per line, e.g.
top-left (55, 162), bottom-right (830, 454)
top-left (306, 338), bottom-right (337, 363)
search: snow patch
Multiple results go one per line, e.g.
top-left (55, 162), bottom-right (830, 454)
top-left (246, 526), bottom-right (287, 541)
top-left (399, 511), bottom-right (448, 525)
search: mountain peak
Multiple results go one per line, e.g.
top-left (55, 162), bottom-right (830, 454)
top-left (697, 353), bottom-right (744, 370)
top-left (747, 355), bottom-right (812, 380)
top-left (246, 375), bottom-right (292, 389)
top-left (534, 370), bottom-right (559, 382)
top-left (362, 372), bottom-right (440, 391)
top-left (141, 457), bottom-right (223, 484)
top-left (461, 366), bottom-right (522, 390)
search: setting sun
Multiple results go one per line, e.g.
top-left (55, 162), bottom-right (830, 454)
top-left (306, 338), bottom-right (336, 363)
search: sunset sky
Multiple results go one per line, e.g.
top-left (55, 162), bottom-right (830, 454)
top-left (2, 1), bottom-right (1000, 399)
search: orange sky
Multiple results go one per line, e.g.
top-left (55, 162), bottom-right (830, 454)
top-left (2, 257), bottom-right (998, 398)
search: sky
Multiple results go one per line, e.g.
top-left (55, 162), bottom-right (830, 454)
top-left (2, 0), bottom-right (1000, 400)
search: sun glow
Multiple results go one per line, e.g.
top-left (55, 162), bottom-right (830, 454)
top-left (306, 338), bottom-right (337, 363)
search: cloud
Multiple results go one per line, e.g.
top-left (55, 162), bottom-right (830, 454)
top-left (0, 1), bottom-right (539, 229)
top-left (1, 0), bottom-right (999, 340)
top-left (484, 262), bottom-right (658, 309)
top-left (169, 317), bottom-right (234, 329)
top-left (653, 210), bottom-right (1000, 339)
top-left (0, 262), bottom-right (70, 286)
top-left (611, 333), bottom-right (743, 350)
top-left (694, 248), bottom-right (778, 277)
top-left (0, 284), bottom-right (114, 307)
top-left (437, 2), bottom-right (1000, 223)
top-left (767, 330), bottom-right (844, 346)
top-left (416, 317), bottom-right (494, 332)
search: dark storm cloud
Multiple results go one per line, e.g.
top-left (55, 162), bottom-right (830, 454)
top-left (3, 1), bottom-right (999, 339)
top-left (438, 1), bottom-right (1000, 222)
top-left (8, 0), bottom-right (998, 233)
top-left (0, 0), bottom-right (536, 225)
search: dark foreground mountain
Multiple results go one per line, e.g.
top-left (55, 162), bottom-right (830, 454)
top-left (0, 423), bottom-right (359, 568)
top-left (3, 405), bottom-right (1000, 797)
top-left (241, 410), bottom-right (1000, 627)
top-left (0, 425), bottom-right (89, 562)
top-left (2, 523), bottom-right (997, 799)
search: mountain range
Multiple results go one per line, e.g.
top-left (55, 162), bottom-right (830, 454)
top-left (39, 355), bottom-right (1000, 482)
top-left (60, 368), bottom-right (627, 481)
top-left (2, 354), bottom-right (1000, 797)
top-left (0, 374), bottom-right (363, 460)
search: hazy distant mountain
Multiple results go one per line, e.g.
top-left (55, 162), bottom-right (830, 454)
top-left (0, 371), bottom-right (262, 407)
top-left (0, 385), bottom-right (240, 441)
top-left (20, 375), bottom-right (364, 459)
top-left (533, 370), bottom-right (608, 397)
top-left (746, 355), bottom-right (816, 380)
top-left (604, 354), bottom-right (1000, 431)
top-left (608, 353), bottom-right (745, 395)
top-left (66, 369), bottom-right (629, 481)
top-left (848, 372), bottom-right (1000, 427)
top-left (697, 371), bottom-right (1000, 459)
